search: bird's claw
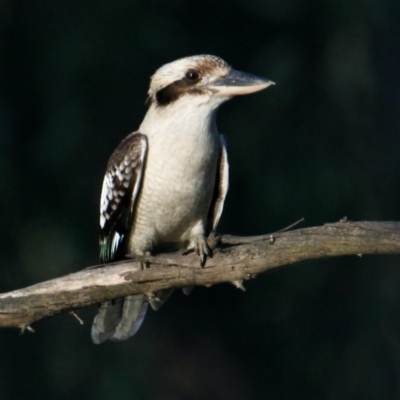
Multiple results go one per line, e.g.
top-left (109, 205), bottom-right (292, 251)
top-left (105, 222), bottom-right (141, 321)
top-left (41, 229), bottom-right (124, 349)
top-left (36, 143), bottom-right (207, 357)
top-left (146, 292), bottom-right (161, 302)
top-left (195, 236), bottom-right (212, 267)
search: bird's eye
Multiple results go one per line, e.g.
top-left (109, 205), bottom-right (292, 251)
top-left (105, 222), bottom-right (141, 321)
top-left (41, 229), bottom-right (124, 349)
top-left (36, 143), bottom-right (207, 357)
top-left (185, 69), bottom-right (201, 82)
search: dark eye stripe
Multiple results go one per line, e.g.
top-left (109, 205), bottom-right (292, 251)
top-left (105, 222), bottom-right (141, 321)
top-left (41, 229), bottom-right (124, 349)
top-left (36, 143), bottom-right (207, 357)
top-left (155, 77), bottom-right (205, 106)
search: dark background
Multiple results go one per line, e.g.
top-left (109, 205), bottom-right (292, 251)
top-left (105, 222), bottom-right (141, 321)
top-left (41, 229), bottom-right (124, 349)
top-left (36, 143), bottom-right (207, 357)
top-left (1, 1), bottom-right (400, 399)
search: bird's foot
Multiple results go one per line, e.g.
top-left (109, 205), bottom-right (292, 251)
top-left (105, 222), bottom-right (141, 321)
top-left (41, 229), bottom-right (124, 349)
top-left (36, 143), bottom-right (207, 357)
top-left (207, 231), bottom-right (222, 251)
top-left (146, 292), bottom-right (161, 303)
top-left (194, 235), bottom-right (213, 267)
top-left (182, 232), bottom-right (221, 266)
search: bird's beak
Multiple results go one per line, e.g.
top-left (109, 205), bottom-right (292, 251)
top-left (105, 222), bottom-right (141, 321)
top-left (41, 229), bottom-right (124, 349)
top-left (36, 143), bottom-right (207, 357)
top-left (207, 69), bottom-right (274, 97)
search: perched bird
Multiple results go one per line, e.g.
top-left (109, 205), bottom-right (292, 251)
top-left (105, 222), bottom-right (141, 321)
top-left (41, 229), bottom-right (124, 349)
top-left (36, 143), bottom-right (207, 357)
top-left (91, 55), bottom-right (274, 344)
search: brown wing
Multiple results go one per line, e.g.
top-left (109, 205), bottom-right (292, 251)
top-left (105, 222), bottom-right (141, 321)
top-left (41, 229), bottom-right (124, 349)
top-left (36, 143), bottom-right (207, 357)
top-left (207, 134), bottom-right (229, 233)
top-left (99, 133), bottom-right (147, 262)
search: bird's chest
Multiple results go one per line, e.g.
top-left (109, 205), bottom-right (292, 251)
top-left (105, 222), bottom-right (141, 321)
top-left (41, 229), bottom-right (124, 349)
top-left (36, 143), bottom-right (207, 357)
top-left (149, 129), bottom-right (218, 192)
top-left (131, 128), bottom-right (219, 247)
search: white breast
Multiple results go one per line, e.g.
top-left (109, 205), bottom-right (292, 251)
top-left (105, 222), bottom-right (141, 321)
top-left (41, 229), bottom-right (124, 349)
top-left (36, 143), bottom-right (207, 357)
top-left (127, 98), bottom-right (220, 254)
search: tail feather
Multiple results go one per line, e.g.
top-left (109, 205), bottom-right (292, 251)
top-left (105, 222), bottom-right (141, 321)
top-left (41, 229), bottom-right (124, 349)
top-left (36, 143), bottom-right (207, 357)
top-left (92, 298), bottom-right (124, 344)
top-left (111, 295), bottom-right (149, 341)
top-left (91, 295), bottom-right (148, 344)
top-left (91, 288), bottom-right (191, 343)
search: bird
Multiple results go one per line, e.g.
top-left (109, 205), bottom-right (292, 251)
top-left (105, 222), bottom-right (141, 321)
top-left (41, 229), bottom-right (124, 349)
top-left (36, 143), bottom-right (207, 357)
top-left (91, 55), bottom-right (274, 344)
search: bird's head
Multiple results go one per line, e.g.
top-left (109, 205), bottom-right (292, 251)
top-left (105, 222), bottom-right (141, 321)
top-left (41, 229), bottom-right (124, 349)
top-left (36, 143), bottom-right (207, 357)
top-left (146, 55), bottom-right (274, 108)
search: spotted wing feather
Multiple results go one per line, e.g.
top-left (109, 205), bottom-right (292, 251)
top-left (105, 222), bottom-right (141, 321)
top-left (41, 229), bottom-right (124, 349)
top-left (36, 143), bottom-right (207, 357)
top-left (99, 133), bottom-right (147, 262)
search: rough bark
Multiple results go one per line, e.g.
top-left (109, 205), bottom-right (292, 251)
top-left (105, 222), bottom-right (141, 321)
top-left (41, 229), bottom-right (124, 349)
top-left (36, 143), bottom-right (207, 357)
top-left (1, 220), bottom-right (399, 331)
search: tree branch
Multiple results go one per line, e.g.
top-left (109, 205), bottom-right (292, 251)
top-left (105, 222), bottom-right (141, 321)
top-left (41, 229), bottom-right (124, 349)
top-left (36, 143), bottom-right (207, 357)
top-left (1, 221), bottom-right (400, 331)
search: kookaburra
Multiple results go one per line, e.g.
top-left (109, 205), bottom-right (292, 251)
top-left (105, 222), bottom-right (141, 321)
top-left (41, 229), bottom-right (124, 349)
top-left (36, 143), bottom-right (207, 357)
top-left (91, 55), bottom-right (274, 344)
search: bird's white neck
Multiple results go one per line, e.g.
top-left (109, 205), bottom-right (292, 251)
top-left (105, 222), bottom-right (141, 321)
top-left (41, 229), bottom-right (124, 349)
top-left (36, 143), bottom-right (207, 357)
top-left (139, 95), bottom-right (222, 139)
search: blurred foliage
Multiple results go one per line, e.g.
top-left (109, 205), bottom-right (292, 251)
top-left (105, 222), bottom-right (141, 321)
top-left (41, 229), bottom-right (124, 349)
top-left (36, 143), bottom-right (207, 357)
top-left (1, 0), bottom-right (400, 399)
